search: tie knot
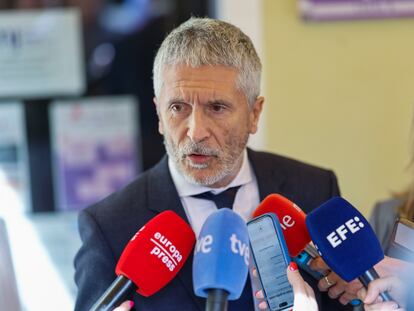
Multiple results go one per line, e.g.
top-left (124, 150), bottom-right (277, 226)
top-left (191, 186), bottom-right (241, 209)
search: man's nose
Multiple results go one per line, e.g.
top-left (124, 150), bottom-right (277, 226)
top-left (186, 108), bottom-right (210, 143)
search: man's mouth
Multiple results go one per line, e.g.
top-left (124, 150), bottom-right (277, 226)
top-left (186, 153), bottom-right (212, 164)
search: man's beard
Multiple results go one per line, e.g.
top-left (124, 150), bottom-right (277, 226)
top-left (163, 132), bottom-right (249, 186)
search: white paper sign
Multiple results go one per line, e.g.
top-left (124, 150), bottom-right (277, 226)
top-left (0, 9), bottom-right (85, 98)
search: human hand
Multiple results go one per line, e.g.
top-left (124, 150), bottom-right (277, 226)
top-left (252, 267), bottom-right (268, 310)
top-left (112, 300), bottom-right (134, 311)
top-left (309, 256), bottom-right (362, 305)
top-left (254, 262), bottom-right (318, 311)
top-left (375, 256), bottom-right (414, 279)
top-left (357, 276), bottom-right (406, 311)
top-left (286, 262), bottom-right (318, 311)
top-left (362, 301), bottom-right (405, 311)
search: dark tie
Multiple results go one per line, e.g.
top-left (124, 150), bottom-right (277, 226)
top-left (191, 186), bottom-right (241, 209)
top-left (191, 186), bottom-right (254, 311)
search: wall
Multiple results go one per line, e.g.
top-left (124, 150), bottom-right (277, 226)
top-left (263, 1), bottom-right (414, 215)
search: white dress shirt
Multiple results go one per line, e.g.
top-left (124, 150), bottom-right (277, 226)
top-left (168, 149), bottom-right (260, 238)
top-left (169, 149), bottom-right (262, 310)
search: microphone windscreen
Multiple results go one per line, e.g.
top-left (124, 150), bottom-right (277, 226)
top-left (306, 197), bottom-right (384, 281)
top-left (193, 209), bottom-right (249, 300)
top-left (115, 210), bottom-right (195, 297)
top-left (252, 194), bottom-right (310, 257)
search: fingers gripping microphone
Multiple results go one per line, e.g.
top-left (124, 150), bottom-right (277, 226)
top-left (193, 209), bottom-right (249, 311)
top-left (90, 211), bottom-right (196, 311)
top-left (306, 197), bottom-right (394, 303)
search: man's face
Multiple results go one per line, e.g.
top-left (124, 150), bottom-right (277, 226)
top-left (154, 65), bottom-right (263, 188)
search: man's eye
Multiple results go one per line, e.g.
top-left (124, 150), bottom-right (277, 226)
top-left (210, 104), bottom-right (226, 112)
top-left (170, 103), bottom-right (184, 112)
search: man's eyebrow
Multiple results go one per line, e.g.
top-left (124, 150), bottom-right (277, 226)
top-left (165, 98), bottom-right (232, 106)
top-left (166, 97), bottom-right (186, 104)
top-left (206, 99), bottom-right (232, 106)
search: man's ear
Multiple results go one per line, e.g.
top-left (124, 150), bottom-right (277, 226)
top-left (249, 96), bottom-right (264, 134)
top-left (154, 97), bottom-right (164, 135)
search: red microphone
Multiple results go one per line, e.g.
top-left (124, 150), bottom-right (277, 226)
top-left (90, 210), bottom-right (196, 311)
top-left (252, 194), bottom-right (324, 280)
top-left (253, 194), bottom-right (310, 257)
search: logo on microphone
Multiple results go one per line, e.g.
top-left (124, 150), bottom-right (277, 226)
top-left (150, 232), bottom-right (183, 271)
top-left (230, 234), bottom-right (249, 266)
top-left (326, 217), bottom-right (365, 248)
top-left (195, 234), bottom-right (214, 253)
top-left (280, 214), bottom-right (296, 230)
top-left (195, 233), bottom-right (249, 266)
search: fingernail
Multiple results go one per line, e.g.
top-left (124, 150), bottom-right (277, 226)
top-left (259, 301), bottom-right (267, 309)
top-left (255, 290), bottom-right (263, 298)
top-left (289, 262), bottom-right (298, 271)
top-left (129, 301), bottom-right (135, 308)
top-left (391, 303), bottom-right (399, 309)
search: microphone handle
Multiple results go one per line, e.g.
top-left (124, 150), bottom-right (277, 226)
top-left (294, 250), bottom-right (325, 280)
top-left (206, 289), bottom-right (229, 311)
top-left (304, 243), bottom-right (320, 259)
top-left (89, 275), bottom-right (136, 311)
top-left (358, 268), bottom-right (394, 303)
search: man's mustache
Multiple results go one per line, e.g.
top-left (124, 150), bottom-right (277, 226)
top-left (179, 142), bottom-right (219, 157)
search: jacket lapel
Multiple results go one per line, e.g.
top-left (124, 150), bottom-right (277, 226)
top-left (146, 155), bottom-right (188, 220)
top-left (146, 156), bottom-right (204, 310)
top-left (247, 148), bottom-right (286, 200)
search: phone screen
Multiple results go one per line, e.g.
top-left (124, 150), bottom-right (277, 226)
top-left (248, 216), bottom-right (294, 311)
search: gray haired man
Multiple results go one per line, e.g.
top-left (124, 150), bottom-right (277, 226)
top-left (74, 17), bottom-right (349, 311)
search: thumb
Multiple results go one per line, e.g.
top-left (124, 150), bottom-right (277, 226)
top-left (364, 277), bottom-right (397, 304)
top-left (113, 300), bottom-right (134, 311)
top-left (286, 262), bottom-right (307, 295)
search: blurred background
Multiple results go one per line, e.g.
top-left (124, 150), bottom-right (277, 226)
top-left (0, 0), bottom-right (413, 310)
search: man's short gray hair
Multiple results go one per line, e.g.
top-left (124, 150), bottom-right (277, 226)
top-left (153, 17), bottom-right (262, 106)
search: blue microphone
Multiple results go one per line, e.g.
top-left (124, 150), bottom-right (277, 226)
top-left (193, 208), bottom-right (249, 311)
top-left (306, 197), bottom-right (394, 303)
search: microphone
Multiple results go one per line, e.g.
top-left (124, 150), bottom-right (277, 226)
top-left (90, 210), bottom-right (196, 311)
top-left (252, 194), bottom-right (324, 280)
top-left (252, 194), bottom-right (310, 257)
top-left (193, 208), bottom-right (249, 311)
top-left (306, 197), bottom-right (394, 302)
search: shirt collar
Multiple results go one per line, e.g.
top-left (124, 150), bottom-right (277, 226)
top-left (168, 149), bottom-right (252, 197)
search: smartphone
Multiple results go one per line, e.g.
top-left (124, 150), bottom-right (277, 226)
top-left (388, 217), bottom-right (414, 261)
top-left (247, 213), bottom-right (294, 311)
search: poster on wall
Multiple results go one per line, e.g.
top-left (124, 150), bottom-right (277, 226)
top-left (299, 0), bottom-right (414, 21)
top-left (49, 96), bottom-right (141, 211)
top-left (0, 102), bottom-right (31, 214)
top-left (0, 8), bottom-right (84, 98)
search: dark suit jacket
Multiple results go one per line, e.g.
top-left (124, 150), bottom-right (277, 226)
top-left (74, 149), bottom-right (351, 311)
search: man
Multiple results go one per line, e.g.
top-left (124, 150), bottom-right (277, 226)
top-left (74, 17), bottom-right (350, 311)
